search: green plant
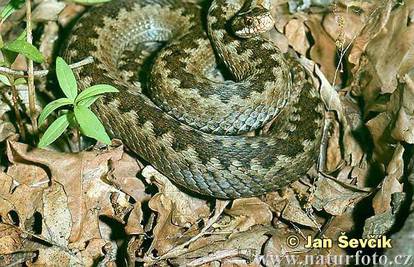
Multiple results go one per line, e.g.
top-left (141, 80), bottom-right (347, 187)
top-left (0, 1), bottom-right (44, 75)
top-left (0, 0), bottom-right (46, 139)
top-left (38, 57), bottom-right (118, 148)
top-left (0, 0), bottom-right (25, 25)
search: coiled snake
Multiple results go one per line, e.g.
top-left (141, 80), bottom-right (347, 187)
top-left (64, 0), bottom-right (325, 198)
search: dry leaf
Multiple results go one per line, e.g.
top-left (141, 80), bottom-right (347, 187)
top-left (363, 2), bottom-right (414, 94)
top-left (372, 144), bottom-right (404, 214)
top-left (107, 152), bottom-right (148, 203)
top-left (348, 1), bottom-right (393, 68)
top-left (306, 15), bottom-right (339, 83)
top-left (1, 141), bottom-right (145, 265)
top-left (32, 0), bottom-right (66, 22)
top-left (281, 192), bottom-right (320, 228)
top-left (391, 75), bottom-right (414, 143)
top-left (311, 178), bottom-right (369, 216)
top-left (144, 166), bottom-right (210, 255)
top-left (0, 121), bottom-right (16, 142)
top-left (42, 183), bottom-right (72, 246)
top-left (174, 226), bottom-right (271, 266)
top-left (285, 19), bottom-right (309, 55)
top-left (0, 224), bottom-right (24, 255)
top-left (1, 1), bottom-right (414, 265)
top-left (323, 9), bottom-right (364, 48)
top-left (224, 198), bottom-right (273, 232)
top-left (124, 202), bottom-right (144, 235)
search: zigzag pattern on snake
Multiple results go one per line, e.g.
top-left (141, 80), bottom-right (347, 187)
top-left (64, 0), bottom-right (325, 198)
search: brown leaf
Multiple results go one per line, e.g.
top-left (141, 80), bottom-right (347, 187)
top-left (5, 141), bottom-right (137, 246)
top-left (32, 0), bottom-right (66, 22)
top-left (42, 183), bottom-right (72, 246)
top-left (391, 75), bottom-right (414, 143)
top-left (79, 239), bottom-right (108, 266)
top-left (176, 226), bottom-right (271, 266)
top-left (323, 211), bottom-right (356, 239)
top-left (0, 121), bottom-right (16, 143)
top-left (0, 224), bottom-right (24, 254)
top-left (306, 15), bottom-right (339, 84)
top-left (262, 227), bottom-right (307, 257)
top-left (6, 146), bottom-right (49, 186)
top-left (363, 1), bottom-right (414, 94)
top-left (263, 225), bottom-right (348, 266)
top-left (144, 166), bottom-right (210, 255)
top-left (264, 188), bottom-right (319, 228)
top-left (124, 202), bottom-right (144, 235)
top-left (363, 192), bottom-right (405, 237)
top-left (348, 1), bottom-right (393, 68)
top-left (35, 247), bottom-right (83, 266)
top-left (323, 10), bottom-right (365, 49)
top-left (285, 19), bottom-right (309, 55)
top-left (365, 111), bottom-right (395, 163)
top-left (372, 144), bottom-right (404, 214)
top-left (57, 3), bottom-right (85, 27)
top-left (324, 114), bottom-right (343, 172)
top-left (224, 198), bottom-right (272, 232)
top-left (0, 171), bottom-right (44, 229)
top-left (108, 152), bottom-right (148, 203)
top-left (311, 178), bottom-right (369, 216)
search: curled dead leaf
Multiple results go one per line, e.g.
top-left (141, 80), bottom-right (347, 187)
top-left (144, 166), bottom-right (210, 255)
top-left (372, 144), bottom-right (404, 215)
top-left (224, 197), bottom-right (273, 232)
top-left (285, 18), bottom-right (310, 55)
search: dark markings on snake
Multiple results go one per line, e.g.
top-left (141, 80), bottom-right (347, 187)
top-left (64, 0), bottom-right (325, 198)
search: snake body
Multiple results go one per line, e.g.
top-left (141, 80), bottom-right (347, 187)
top-left (64, 0), bottom-right (325, 198)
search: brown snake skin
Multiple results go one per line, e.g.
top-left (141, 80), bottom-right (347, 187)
top-left (64, 0), bottom-right (325, 198)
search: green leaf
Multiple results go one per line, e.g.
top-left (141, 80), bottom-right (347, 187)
top-left (75, 84), bottom-right (118, 104)
top-left (56, 57), bottom-right (78, 100)
top-left (38, 113), bottom-right (71, 148)
top-left (0, 74), bottom-right (11, 86)
top-left (0, 0), bottom-right (25, 23)
top-left (3, 39), bottom-right (44, 63)
top-left (74, 105), bottom-right (111, 145)
top-left (67, 111), bottom-right (79, 128)
top-left (2, 49), bottom-right (19, 66)
top-left (16, 30), bottom-right (27, 41)
top-left (38, 98), bottom-right (74, 126)
top-left (13, 77), bottom-right (26, 85)
top-left (78, 95), bottom-right (101, 108)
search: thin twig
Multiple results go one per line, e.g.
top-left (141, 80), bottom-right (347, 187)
top-left (76, 127), bottom-right (82, 152)
top-left (331, 2), bottom-right (357, 86)
top-left (26, 0), bottom-right (38, 135)
top-left (187, 249), bottom-right (245, 266)
top-left (1, 223), bottom-right (83, 265)
top-left (146, 200), bottom-right (229, 264)
top-left (0, 56), bottom-right (94, 78)
top-left (331, 35), bottom-right (357, 86)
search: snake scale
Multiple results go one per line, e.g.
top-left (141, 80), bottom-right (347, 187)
top-left (64, 0), bottom-right (325, 198)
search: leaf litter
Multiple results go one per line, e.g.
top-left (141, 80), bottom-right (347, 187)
top-left (0, 0), bottom-right (414, 266)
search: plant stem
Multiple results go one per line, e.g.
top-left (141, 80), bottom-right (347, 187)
top-left (77, 127), bottom-right (82, 152)
top-left (8, 76), bottom-right (26, 140)
top-left (0, 57), bottom-right (94, 78)
top-left (71, 126), bottom-right (82, 152)
top-left (26, 0), bottom-right (38, 136)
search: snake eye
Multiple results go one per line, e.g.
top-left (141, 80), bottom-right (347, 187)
top-left (245, 17), bottom-right (253, 26)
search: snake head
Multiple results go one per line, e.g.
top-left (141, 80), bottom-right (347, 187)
top-left (231, 6), bottom-right (274, 38)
